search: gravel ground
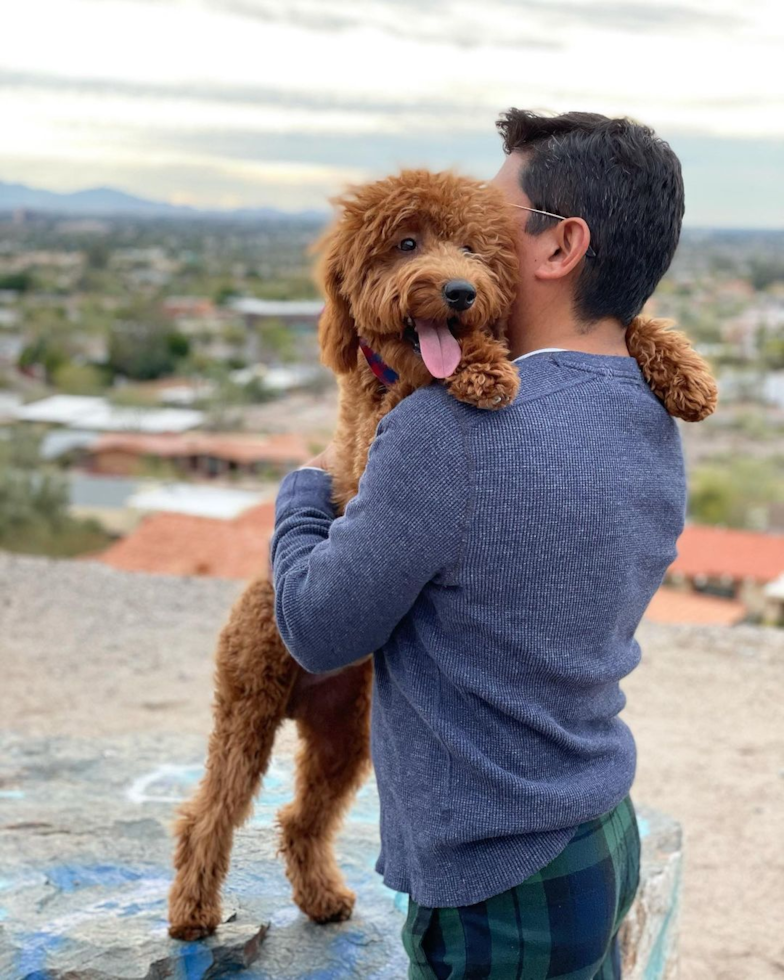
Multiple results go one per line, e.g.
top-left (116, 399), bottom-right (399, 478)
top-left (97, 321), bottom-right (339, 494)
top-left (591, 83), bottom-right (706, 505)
top-left (1, 553), bottom-right (782, 979)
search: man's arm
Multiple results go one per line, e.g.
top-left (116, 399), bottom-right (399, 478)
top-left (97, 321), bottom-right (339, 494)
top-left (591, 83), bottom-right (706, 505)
top-left (270, 390), bottom-right (468, 673)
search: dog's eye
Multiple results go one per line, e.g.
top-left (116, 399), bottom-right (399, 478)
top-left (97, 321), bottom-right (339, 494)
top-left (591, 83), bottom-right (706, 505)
top-left (461, 245), bottom-right (474, 254)
top-left (398, 238), bottom-right (417, 252)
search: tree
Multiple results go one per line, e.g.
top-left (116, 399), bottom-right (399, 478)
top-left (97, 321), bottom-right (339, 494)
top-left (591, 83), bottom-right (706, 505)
top-left (0, 271), bottom-right (32, 292)
top-left (108, 319), bottom-right (189, 380)
top-left (255, 317), bottom-right (296, 362)
top-left (689, 458), bottom-right (784, 530)
top-left (0, 432), bottom-right (69, 537)
top-left (18, 335), bottom-right (69, 383)
top-left (214, 284), bottom-right (239, 306)
top-left (52, 362), bottom-right (106, 395)
top-left (85, 240), bottom-right (110, 271)
top-left (0, 431), bottom-right (112, 557)
top-left (749, 259), bottom-right (784, 292)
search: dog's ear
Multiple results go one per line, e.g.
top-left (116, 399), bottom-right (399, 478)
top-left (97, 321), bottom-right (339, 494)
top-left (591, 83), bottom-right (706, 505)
top-left (310, 222), bottom-right (359, 375)
top-left (627, 316), bottom-right (718, 422)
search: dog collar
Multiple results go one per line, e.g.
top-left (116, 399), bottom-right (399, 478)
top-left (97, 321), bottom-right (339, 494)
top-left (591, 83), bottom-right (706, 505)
top-left (358, 337), bottom-right (399, 387)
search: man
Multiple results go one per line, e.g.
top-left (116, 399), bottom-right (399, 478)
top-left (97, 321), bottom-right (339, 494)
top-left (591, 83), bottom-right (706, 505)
top-left (270, 110), bottom-right (687, 978)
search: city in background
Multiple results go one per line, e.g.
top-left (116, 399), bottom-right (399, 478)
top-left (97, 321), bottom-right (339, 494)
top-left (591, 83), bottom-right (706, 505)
top-left (2, 0), bottom-right (783, 630)
top-left (1, 202), bottom-right (783, 626)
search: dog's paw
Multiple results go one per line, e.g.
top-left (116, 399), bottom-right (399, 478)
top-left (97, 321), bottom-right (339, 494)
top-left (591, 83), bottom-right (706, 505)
top-left (168, 905), bottom-right (222, 941)
top-left (626, 315), bottom-right (718, 422)
top-left (297, 885), bottom-right (356, 924)
top-left (168, 918), bottom-right (219, 941)
top-left (447, 359), bottom-right (520, 410)
top-left (168, 882), bottom-right (222, 941)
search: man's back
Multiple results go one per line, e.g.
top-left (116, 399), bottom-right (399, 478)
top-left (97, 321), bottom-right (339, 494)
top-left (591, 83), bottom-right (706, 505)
top-left (370, 350), bottom-right (686, 905)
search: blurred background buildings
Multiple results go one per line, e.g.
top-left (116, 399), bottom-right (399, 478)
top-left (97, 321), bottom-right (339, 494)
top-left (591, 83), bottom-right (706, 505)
top-left (1, 0), bottom-right (783, 620)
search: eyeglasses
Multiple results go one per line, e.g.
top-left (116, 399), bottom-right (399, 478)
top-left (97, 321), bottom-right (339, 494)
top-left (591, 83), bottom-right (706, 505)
top-left (510, 205), bottom-right (597, 259)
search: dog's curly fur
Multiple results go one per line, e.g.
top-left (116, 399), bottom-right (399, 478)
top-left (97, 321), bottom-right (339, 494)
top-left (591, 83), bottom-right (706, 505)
top-left (167, 170), bottom-right (717, 941)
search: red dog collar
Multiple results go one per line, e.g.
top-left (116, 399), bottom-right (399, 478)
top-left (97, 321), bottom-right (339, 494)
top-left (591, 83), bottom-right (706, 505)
top-left (358, 337), bottom-right (399, 388)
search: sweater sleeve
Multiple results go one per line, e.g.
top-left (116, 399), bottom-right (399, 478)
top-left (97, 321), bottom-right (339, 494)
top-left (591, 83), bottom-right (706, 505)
top-left (270, 390), bottom-right (468, 673)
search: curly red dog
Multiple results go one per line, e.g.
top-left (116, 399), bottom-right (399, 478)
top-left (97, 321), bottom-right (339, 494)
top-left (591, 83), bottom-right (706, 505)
top-left (168, 169), bottom-right (716, 940)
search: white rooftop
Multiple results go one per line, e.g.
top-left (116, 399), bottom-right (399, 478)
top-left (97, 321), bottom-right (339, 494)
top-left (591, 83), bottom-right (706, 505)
top-left (765, 572), bottom-right (784, 601)
top-left (229, 364), bottom-right (321, 391)
top-left (263, 365), bottom-right (321, 391)
top-left (14, 396), bottom-right (204, 433)
top-left (0, 391), bottom-right (23, 421)
top-left (40, 429), bottom-right (98, 460)
top-left (231, 298), bottom-right (323, 318)
top-left (128, 483), bottom-right (265, 520)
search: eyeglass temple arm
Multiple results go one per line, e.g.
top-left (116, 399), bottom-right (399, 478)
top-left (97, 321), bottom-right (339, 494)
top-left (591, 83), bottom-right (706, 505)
top-left (510, 205), bottom-right (597, 258)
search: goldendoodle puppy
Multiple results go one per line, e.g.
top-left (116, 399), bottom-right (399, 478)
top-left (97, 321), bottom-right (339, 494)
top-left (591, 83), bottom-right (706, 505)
top-left (168, 170), bottom-right (717, 941)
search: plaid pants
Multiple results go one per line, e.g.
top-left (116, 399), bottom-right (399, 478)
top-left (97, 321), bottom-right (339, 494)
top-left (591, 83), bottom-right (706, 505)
top-left (402, 794), bottom-right (640, 980)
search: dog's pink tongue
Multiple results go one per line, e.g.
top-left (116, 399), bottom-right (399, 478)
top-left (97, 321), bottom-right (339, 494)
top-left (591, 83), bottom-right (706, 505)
top-left (414, 319), bottom-right (462, 378)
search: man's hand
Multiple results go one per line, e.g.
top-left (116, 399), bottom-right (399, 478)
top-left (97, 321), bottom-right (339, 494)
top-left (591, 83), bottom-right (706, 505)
top-left (302, 441), bottom-right (338, 473)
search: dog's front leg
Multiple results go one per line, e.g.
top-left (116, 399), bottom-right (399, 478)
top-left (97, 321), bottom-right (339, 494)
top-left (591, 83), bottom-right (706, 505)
top-left (446, 332), bottom-right (520, 410)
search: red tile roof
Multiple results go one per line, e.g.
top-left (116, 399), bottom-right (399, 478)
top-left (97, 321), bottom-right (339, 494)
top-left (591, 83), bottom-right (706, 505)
top-left (162, 298), bottom-right (216, 318)
top-left (645, 587), bottom-right (746, 627)
top-left (93, 502), bottom-right (275, 579)
top-left (89, 432), bottom-right (311, 466)
top-left (670, 525), bottom-right (784, 584)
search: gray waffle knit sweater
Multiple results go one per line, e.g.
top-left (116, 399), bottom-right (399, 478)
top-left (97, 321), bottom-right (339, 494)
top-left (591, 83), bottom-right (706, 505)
top-left (271, 350), bottom-right (686, 907)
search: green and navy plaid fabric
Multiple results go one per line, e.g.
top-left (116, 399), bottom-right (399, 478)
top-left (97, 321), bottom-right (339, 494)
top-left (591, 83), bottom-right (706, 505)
top-left (402, 795), bottom-right (640, 980)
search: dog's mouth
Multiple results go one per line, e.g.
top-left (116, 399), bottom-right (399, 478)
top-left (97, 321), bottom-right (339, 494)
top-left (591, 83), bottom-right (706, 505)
top-left (402, 316), bottom-right (462, 378)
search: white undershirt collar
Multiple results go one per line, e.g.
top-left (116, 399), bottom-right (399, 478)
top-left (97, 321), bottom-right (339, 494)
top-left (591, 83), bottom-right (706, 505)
top-left (512, 347), bottom-right (567, 363)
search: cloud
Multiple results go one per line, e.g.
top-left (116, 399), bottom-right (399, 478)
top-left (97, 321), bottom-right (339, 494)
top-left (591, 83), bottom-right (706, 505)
top-left (0, 68), bottom-right (505, 116)
top-left (210, 0), bottom-right (744, 38)
top-left (101, 0), bottom-right (744, 47)
top-left (132, 0), bottom-right (560, 49)
top-left (117, 124), bottom-right (504, 176)
top-left (8, 67), bottom-right (780, 124)
top-left (3, 0), bottom-right (781, 225)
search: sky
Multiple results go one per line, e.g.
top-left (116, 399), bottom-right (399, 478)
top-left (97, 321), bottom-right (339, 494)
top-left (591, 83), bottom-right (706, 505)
top-left (2, 0), bottom-right (784, 227)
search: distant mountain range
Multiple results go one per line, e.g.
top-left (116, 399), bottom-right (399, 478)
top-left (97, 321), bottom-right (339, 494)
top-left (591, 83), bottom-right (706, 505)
top-left (0, 181), bottom-right (327, 221)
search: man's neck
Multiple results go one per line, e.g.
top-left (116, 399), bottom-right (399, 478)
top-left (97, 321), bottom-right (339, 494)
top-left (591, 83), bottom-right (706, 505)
top-left (507, 304), bottom-right (629, 360)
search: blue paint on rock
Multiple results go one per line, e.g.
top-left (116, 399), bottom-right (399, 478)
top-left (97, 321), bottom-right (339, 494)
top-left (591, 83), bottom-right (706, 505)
top-left (645, 861), bottom-right (682, 980)
top-left (143, 756), bottom-right (384, 828)
top-left (178, 941), bottom-right (215, 980)
top-left (118, 902), bottom-right (148, 918)
top-left (44, 863), bottom-right (147, 893)
top-left (16, 930), bottom-right (65, 979)
top-left (0, 790), bottom-right (25, 800)
top-left (0, 739), bottom-right (681, 979)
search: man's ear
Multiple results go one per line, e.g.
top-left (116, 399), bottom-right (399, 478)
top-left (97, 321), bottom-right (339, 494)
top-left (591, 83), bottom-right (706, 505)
top-left (311, 223), bottom-right (359, 374)
top-left (534, 217), bottom-right (592, 281)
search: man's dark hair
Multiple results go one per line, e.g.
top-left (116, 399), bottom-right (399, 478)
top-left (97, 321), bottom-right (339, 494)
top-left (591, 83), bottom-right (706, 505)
top-left (496, 109), bottom-right (684, 327)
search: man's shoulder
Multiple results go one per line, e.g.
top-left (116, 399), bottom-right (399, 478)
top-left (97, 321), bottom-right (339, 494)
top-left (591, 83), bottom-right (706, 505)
top-left (382, 382), bottom-right (461, 430)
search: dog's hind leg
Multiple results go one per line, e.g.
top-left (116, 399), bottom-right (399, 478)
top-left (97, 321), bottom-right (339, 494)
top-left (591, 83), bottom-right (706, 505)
top-left (275, 656), bottom-right (373, 923)
top-left (168, 577), bottom-right (296, 941)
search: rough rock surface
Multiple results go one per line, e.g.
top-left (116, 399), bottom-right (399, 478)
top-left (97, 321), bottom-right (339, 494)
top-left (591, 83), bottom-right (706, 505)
top-left (0, 734), bottom-right (679, 979)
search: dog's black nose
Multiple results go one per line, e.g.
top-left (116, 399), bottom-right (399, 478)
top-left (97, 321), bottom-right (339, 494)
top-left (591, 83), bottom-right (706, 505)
top-left (443, 280), bottom-right (476, 311)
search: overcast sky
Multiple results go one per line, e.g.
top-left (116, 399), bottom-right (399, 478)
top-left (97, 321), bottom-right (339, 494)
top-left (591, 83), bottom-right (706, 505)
top-left (2, 0), bottom-right (783, 226)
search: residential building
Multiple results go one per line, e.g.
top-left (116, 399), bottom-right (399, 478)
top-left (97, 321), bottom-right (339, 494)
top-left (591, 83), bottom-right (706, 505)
top-left (93, 501), bottom-right (275, 579)
top-left (79, 431), bottom-right (311, 479)
top-left (14, 395), bottom-right (204, 433)
top-left (666, 525), bottom-right (784, 622)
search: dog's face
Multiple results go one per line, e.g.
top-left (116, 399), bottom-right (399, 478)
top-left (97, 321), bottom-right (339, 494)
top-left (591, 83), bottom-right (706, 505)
top-left (314, 170), bottom-right (518, 383)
